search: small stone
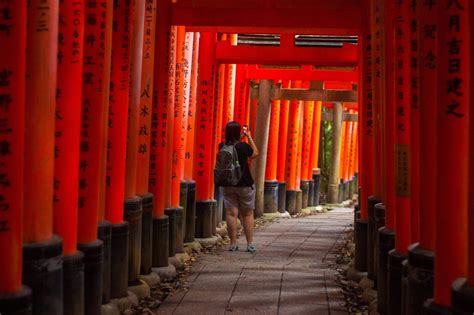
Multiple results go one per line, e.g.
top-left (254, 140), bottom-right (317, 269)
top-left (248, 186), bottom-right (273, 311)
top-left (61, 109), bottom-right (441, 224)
top-left (195, 235), bottom-right (220, 247)
top-left (184, 241), bottom-right (202, 254)
top-left (152, 264), bottom-right (177, 280)
top-left (280, 211), bottom-right (291, 218)
top-left (140, 272), bottom-right (161, 287)
top-left (101, 302), bottom-right (120, 315)
top-left (346, 266), bottom-right (368, 282)
top-left (128, 280), bottom-right (151, 300)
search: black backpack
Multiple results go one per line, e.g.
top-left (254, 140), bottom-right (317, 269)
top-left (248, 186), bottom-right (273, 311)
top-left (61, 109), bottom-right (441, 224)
top-left (214, 143), bottom-right (242, 186)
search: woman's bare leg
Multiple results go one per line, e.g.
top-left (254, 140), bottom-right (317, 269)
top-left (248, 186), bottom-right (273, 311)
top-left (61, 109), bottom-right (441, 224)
top-left (226, 207), bottom-right (239, 245)
top-left (240, 208), bottom-right (254, 244)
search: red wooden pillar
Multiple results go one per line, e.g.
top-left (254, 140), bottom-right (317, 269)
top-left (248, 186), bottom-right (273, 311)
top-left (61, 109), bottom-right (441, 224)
top-left (376, 2), bottom-right (397, 313)
top-left (264, 97), bottom-right (280, 213)
top-left (387, 1), bottom-right (412, 313)
top-left (183, 32), bottom-right (200, 243)
top-left (285, 80), bottom-right (302, 214)
top-left (308, 100), bottom-right (322, 206)
top-left (233, 64), bottom-right (248, 126)
top-left (300, 83), bottom-right (314, 209)
top-left (405, 1), bottom-right (437, 313)
top-left (451, 2), bottom-right (474, 311)
top-left (277, 80), bottom-right (291, 213)
top-left (149, 8), bottom-right (176, 267)
top-left (106, 0), bottom-right (133, 299)
top-left (54, 1), bottom-right (85, 313)
top-left (295, 98), bottom-right (305, 211)
top-left (409, 0), bottom-right (420, 245)
top-left (222, 34), bottom-right (237, 130)
top-left (210, 61), bottom-right (225, 198)
top-left (430, 0), bottom-right (469, 310)
top-left (0, 1), bottom-right (31, 312)
top-left (23, 0), bottom-right (63, 313)
top-left (124, 0), bottom-right (146, 287)
top-left (136, 0), bottom-right (158, 276)
top-left (193, 32), bottom-right (217, 238)
top-left (79, 0), bottom-right (114, 309)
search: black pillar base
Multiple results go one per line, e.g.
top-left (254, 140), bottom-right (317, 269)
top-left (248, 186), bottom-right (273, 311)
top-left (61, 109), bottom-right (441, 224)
top-left (109, 222), bottom-right (129, 299)
top-left (300, 180), bottom-right (310, 209)
top-left (264, 180), bottom-right (279, 213)
top-left (179, 182), bottom-right (188, 251)
top-left (338, 182), bottom-right (344, 203)
top-left (388, 249), bottom-right (407, 315)
top-left (348, 177), bottom-right (355, 199)
top-left (344, 181), bottom-right (350, 201)
top-left (308, 180), bottom-right (315, 207)
top-left (63, 251), bottom-right (84, 315)
top-left (277, 182), bottom-right (287, 213)
top-left (373, 203), bottom-right (385, 289)
top-left (354, 204), bottom-right (360, 227)
top-left (195, 200), bottom-right (213, 238)
top-left (286, 190), bottom-right (297, 215)
top-left (312, 169), bottom-right (321, 206)
top-left (377, 227), bottom-right (395, 315)
top-left (406, 244), bottom-right (434, 315)
top-left (164, 207), bottom-right (182, 257)
top-left (140, 193), bottom-right (153, 275)
top-left (98, 221), bottom-right (112, 304)
top-left (77, 240), bottom-right (103, 315)
top-left (452, 278), bottom-right (474, 314)
top-left (296, 190), bottom-right (303, 213)
top-left (355, 218), bottom-right (368, 272)
top-left (124, 197), bottom-right (143, 286)
top-left (23, 235), bottom-right (63, 315)
top-left (214, 185), bottom-right (223, 223)
top-left (152, 215), bottom-right (169, 268)
top-left (184, 181), bottom-right (196, 243)
top-left (367, 196), bottom-right (382, 281)
top-left (211, 200), bottom-right (217, 235)
top-left (0, 285), bottom-right (31, 315)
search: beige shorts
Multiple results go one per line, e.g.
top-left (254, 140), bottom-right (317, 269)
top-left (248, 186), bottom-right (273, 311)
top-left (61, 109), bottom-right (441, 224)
top-left (221, 185), bottom-right (255, 210)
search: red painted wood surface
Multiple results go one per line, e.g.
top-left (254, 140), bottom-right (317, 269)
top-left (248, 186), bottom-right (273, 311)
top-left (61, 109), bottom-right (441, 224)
top-left (394, 0), bottom-right (411, 254)
top-left (469, 1), bottom-right (474, 287)
top-left (434, 0), bottom-right (469, 306)
top-left (193, 32), bottom-right (217, 201)
top-left (277, 80), bottom-right (291, 183)
top-left (339, 120), bottom-right (347, 181)
top-left (106, 0), bottom-right (133, 224)
top-left (359, 0), bottom-right (373, 220)
top-left (300, 97), bottom-right (314, 181)
top-left (0, 0), bottom-right (26, 293)
top-left (125, 0), bottom-right (146, 199)
top-left (409, 0), bottom-right (420, 243)
top-left (265, 98), bottom-right (280, 181)
top-left (285, 80), bottom-right (302, 191)
top-left (184, 32), bottom-right (200, 181)
top-left (308, 101), bottom-right (322, 176)
top-left (54, 0), bottom-right (84, 255)
top-left (24, 0), bottom-right (59, 243)
top-left (136, 0), bottom-right (157, 195)
top-left (215, 41), bottom-right (358, 66)
top-left (247, 65), bottom-right (358, 82)
top-left (383, 0), bottom-right (396, 230)
top-left (79, 0), bottom-right (113, 237)
top-left (370, 0), bottom-right (383, 199)
top-left (149, 10), bottom-right (176, 216)
top-left (233, 64), bottom-right (248, 126)
top-left (417, 0), bottom-right (437, 252)
top-left (348, 116), bottom-right (358, 179)
top-left (171, 26), bottom-right (186, 207)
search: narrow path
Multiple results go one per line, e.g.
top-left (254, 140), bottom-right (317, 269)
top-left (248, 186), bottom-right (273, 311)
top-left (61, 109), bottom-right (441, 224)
top-left (157, 208), bottom-right (352, 315)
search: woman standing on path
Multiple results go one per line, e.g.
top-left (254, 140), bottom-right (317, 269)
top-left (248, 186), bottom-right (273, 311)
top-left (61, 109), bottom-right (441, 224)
top-left (219, 121), bottom-right (259, 252)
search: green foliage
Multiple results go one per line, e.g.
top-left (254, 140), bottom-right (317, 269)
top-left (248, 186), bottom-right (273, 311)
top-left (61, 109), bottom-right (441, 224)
top-left (319, 110), bottom-right (333, 203)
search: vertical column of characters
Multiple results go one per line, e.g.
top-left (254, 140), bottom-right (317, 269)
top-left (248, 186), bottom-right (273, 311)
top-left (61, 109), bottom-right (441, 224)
top-left (136, 0), bottom-right (157, 195)
top-left (300, 83), bottom-right (314, 182)
top-left (265, 97), bottom-right (281, 182)
top-left (276, 80), bottom-right (291, 212)
top-left (433, 0), bottom-right (469, 307)
top-left (409, 0), bottom-right (420, 243)
top-left (106, 0), bottom-right (133, 224)
top-left (0, 0), bottom-right (27, 298)
top-left (193, 32), bottom-right (217, 201)
top-left (233, 64), bottom-right (248, 126)
top-left (308, 100), bottom-right (322, 175)
top-left (285, 81), bottom-right (302, 192)
top-left (184, 33), bottom-right (200, 182)
top-left (394, 0), bottom-right (412, 254)
top-left (54, 0), bottom-right (84, 257)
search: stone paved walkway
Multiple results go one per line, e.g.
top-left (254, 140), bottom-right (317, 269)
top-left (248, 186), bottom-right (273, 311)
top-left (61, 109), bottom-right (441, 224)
top-left (157, 208), bottom-right (352, 315)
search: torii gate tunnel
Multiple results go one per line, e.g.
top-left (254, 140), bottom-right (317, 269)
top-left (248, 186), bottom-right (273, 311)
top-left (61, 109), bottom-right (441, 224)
top-left (0, 0), bottom-right (473, 314)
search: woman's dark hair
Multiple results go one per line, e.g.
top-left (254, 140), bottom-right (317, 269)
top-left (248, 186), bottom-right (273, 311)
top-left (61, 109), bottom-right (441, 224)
top-left (225, 121), bottom-right (241, 144)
